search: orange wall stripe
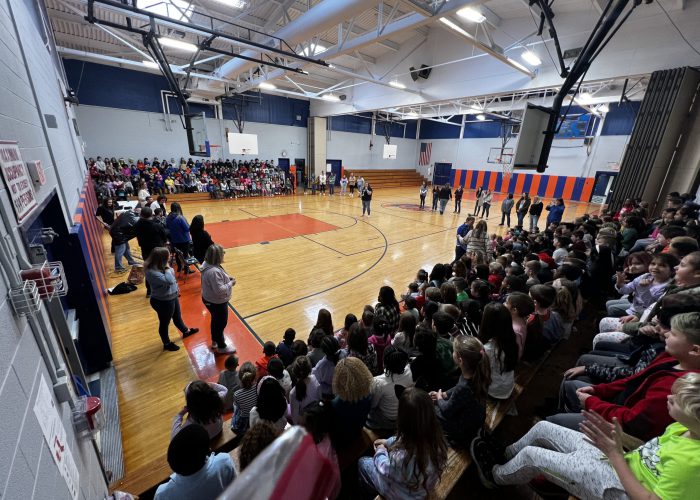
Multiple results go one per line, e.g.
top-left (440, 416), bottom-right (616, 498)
top-left (581, 177), bottom-right (595, 202)
top-left (465, 170), bottom-right (474, 189)
top-left (500, 174), bottom-right (510, 194)
top-left (487, 171), bottom-right (497, 191)
top-left (476, 170), bottom-right (485, 188)
top-left (453, 169), bottom-right (462, 188)
top-left (530, 175), bottom-right (541, 196)
top-left (563, 177), bottom-right (576, 200)
top-left (514, 173), bottom-right (526, 194)
top-left (545, 176), bottom-right (558, 198)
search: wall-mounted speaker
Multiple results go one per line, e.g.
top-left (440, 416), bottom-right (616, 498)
top-left (409, 64), bottom-right (431, 81)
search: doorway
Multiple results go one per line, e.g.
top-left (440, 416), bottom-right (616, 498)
top-left (591, 171), bottom-right (618, 203)
top-left (433, 162), bottom-right (452, 186)
top-left (326, 159), bottom-right (343, 185)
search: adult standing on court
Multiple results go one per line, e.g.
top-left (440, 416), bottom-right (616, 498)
top-left (481, 190), bottom-right (493, 219)
top-left (340, 174), bottom-right (348, 196)
top-left (319, 171), bottom-right (327, 196)
top-left (110, 208), bottom-right (138, 273)
top-left (361, 182), bottom-right (373, 217)
top-left (166, 202), bottom-right (194, 274)
top-left (454, 185), bottom-right (464, 214)
top-left (499, 193), bottom-right (514, 227)
top-left (349, 173), bottom-right (357, 197)
top-left (201, 244), bottom-right (236, 355)
top-left (516, 193), bottom-right (531, 228)
top-left (357, 176), bottom-right (365, 196)
top-left (473, 186), bottom-right (484, 217)
top-left (328, 172), bottom-right (336, 196)
top-left (529, 196), bottom-right (543, 232)
top-left (419, 181), bottom-right (428, 209)
top-left (135, 206), bottom-right (168, 297)
top-left (431, 183), bottom-right (439, 211)
top-left (438, 183), bottom-right (452, 215)
top-left (546, 198), bottom-right (566, 227)
top-left (144, 247), bottom-right (198, 352)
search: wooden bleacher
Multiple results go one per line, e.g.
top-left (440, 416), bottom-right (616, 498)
top-left (346, 169), bottom-right (425, 189)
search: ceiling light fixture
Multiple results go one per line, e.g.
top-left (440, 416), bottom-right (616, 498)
top-left (322, 94), bottom-right (340, 102)
top-left (213, 0), bottom-right (246, 7)
top-left (159, 37), bottom-right (198, 52)
top-left (258, 82), bottom-right (276, 90)
top-left (142, 59), bottom-right (159, 69)
top-left (577, 92), bottom-right (593, 104)
top-left (439, 17), bottom-right (470, 38)
top-left (406, 111), bottom-right (419, 118)
top-left (389, 80), bottom-right (406, 89)
top-left (521, 50), bottom-right (542, 66)
top-left (476, 114), bottom-right (487, 121)
top-left (457, 7), bottom-right (486, 23)
top-left (598, 103), bottom-right (610, 113)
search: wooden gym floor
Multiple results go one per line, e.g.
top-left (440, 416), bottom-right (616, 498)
top-left (101, 186), bottom-right (600, 485)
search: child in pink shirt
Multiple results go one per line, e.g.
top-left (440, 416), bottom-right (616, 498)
top-left (504, 292), bottom-right (535, 359)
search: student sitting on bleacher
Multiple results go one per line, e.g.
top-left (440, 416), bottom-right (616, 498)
top-left (366, 346), bottom-right (413, 432)
top-left (249, 377), bottom-right (288, 433)
top-left (359, 387), bottom-right (447, 500)
top-left (172, 381), bottom-right (226, 440)
top-left (478, 303), bottom-right (518, 400)
top-left (431, 336), bottom-right (490, 449)
top-left (288, 356), bottom-right (321, 425)
top-left (547, 312), bottom-right (700, 441)
top-left (155, 424), bottom-right (235, 500)
top-left (472, 372), bottom-right (700, 500)
top-left (330, 357), bottom-right (373, 448)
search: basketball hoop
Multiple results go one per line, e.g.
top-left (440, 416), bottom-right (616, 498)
top-left (502, 162), bottom-right (514, 181)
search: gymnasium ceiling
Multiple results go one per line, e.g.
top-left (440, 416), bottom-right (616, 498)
top-left (47, 0), bottom-right (699, 118)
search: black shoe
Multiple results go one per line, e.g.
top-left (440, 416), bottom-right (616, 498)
top-left (163, 342), bottom-right (180, 351)
top-left (470, 437), bottom-right (498, 489)
top-left (183, 328), bottom-right (199, 338)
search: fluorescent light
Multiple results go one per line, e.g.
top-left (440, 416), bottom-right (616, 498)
top-left (406, 111), bottom-right (419, 118)
top-left (598, 104), bottom-right (610, 113)
top-left (322, 94), bottom-right (340, 102)
top-left (212, 0), bottom-right (245, 7)
top-left (142, 59), bottom-right (159, 69)
top-left (258, 82), bottom-right (276, 90)
top-left (577, 92), bottom-right (593, 104)
top-left (457, 7), bottom-right (486, 23)
top-left (302, 44), bottom-right (327, 57)
top-left (521, 50), bottom-right (542, 66)
top-left (159, 37), bottom-right (198, 52)
top-left (439, 17), bottom-right (470, 38)
top-left (389, 80), bottom-right (406, 89)
top-left (476, 114), bottom-right (486, 121)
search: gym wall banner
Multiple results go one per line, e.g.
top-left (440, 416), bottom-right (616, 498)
top-left (0, 140), bottom-right (38, 224)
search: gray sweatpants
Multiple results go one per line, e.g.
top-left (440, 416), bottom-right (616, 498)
top-left (493, 421), bottom-right (627, 500)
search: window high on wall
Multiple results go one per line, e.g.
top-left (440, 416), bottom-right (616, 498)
top-left (136, 0), bottom-right (194, 22)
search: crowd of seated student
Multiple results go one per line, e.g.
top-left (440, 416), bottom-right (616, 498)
top-left (88, 155), bottom-right (294, 202)
top-left (156, 191), bottom-right (700, 500)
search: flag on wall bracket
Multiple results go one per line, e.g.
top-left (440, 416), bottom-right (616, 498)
top-left (419, 142), bottom-right (432, 166)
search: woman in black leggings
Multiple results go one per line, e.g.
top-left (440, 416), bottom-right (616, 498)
top-left (145, 247), bottom-right (198, 351)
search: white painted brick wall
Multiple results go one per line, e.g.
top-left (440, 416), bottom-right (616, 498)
top-left (0, 0), bottom-right (109, 497)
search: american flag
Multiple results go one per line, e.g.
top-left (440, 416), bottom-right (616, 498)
top-left (419, 142), bottom-right (432, 166)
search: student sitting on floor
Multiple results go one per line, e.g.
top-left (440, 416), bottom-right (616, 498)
top-left (276, 328), bottom-right (296, 367)
top-left (238, 421), bottom-right (282, 471)
top-left (155, 424), bottom-right (235, 500)
top-left (472, 373), bottom-right (700, 500)
top-left (301, 402), bottom-right (341, 499)
top-left (312, 336), bottom-right (342, 399)
top-left (431, 335), bottom-right (491, 449)
top-left (172, 381), bottom-right (227, 440)
top-left (289, 356), bottom-right (321, 424)
top-left (255, 341), bottom-right (279, 379)
top-left (267, 357), bottom-right (292, 397)
top-left (217, 355), bottom-right (240, 412)
top-left (232, 362), bottom-right (257, 435)
top-left (359, 387), bottom-right (448, 500)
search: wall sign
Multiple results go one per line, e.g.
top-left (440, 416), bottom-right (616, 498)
top-left (0, 141), bottom-right (38, 223)
top-left (33, 375), bottom-right (80, 500)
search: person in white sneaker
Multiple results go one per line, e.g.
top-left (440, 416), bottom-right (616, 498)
top-left (200, 244), bottom-right (236, 354)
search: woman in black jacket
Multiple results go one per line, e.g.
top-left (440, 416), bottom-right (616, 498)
top-left (190, 215), bottom-right (215, 263)
top-left (528, 196), bottom-right (544, 232)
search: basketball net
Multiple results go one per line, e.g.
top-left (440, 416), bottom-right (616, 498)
top-left (502, 161), bottom-right (514, 182)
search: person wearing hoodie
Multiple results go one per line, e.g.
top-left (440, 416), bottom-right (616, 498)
top-left (166, 202), bottom-right (193, 273)
top-left (200, 244), bottom-right (236, 354)
top-left (546, 198), bottom-right (566, 227)
top-left (500, 193), bottom-right (515, 227)
top-left (189, 215), bottom-right (214, 264)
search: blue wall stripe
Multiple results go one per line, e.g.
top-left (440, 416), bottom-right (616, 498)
top-left (537, 176), bottom-right (549, 197)
top-left (554, 176), bottom-right (567, 198)
top-left (572, 178), bottom-right (585, 200)
top-left (522, 174), bottom-right (532, 193)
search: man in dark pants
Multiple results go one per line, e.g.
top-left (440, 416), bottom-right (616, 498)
top-left (455, 216), bottom-right (475, 261)
top-left (135, 206), bottom-right (169, 297)
top-left (431, 184), bottom-right (439, 211)
top-left (516, 192), bottom-right (531, 228)
top-left (438, 184), bottom-right (452, 215)
top-left (454, 185), bottom-right (464, 214)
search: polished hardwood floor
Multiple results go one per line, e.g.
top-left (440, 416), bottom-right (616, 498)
top-left (103, 186), bottom-right (600, 484)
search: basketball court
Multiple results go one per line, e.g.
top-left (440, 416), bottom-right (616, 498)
top-left (104, 187), bottom-right (599, 473)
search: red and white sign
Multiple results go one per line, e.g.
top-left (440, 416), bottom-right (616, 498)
top-left (0, 141), bottom-right (38, 223)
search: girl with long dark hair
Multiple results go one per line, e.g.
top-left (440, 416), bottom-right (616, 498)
top-left (479, 303), bottom-right (518, 399)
